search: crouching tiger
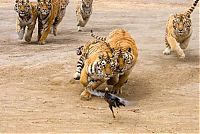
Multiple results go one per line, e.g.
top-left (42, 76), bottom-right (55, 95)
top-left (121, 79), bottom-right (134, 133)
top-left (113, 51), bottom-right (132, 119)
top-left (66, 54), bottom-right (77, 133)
top-left (91, 29), bottom-right (138, 94)
top-left (163, 0), bottom-right (199, 58)
top-left (14, 0), bottom-right (38, 42)
top-left (75, 40), bottom-right (116, 100)
top-left (75, 28), bottom-right (138, 95)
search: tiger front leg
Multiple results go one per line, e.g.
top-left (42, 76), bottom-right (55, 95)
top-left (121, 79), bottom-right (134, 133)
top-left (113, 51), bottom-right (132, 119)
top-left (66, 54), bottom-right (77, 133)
top-left (53, 15), bottom-right (64, 36)
top-left (113, 71), bottom-right (130, 94)
top-left (180, 37), bottom-right (190, 50)
top-left (167, 36), bottom-right (185, 58)
top-left (38, 20), bottom-right (53, 45)
top-left (37, 19), bottom-right (43, 42)
top-left (80, 68), bottom-right (104, 100)
top-left (16, 19), bottom-right (25, 40)
top-left (163, 36), bottom-right (171, 55)
top-left (107, 75), bottom-right (119, 85)
top-left (76, 15), bottom-right (89, 32)
top-left (25, 23), bottom-right (36, 42)
top-left (81, 80), bottom-right (104, 100)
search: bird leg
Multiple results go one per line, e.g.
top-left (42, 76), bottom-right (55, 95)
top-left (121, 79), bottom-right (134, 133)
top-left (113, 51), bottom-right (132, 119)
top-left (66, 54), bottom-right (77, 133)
top-left (109, 105), bottom-right (115, 118)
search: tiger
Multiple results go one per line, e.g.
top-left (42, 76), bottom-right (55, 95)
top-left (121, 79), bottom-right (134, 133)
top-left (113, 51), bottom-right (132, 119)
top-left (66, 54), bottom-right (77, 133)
top-left (37, 0), bottom-right (62, 45)
top-left (75, 41), bottom-right (116, 100)
top-left (90, 29), bottom-right (138, 94)
top-left (51, 0), bottom-right (69, 36)
top-left (76, 0), bottom-right (93, 31)
top-left (14, 0), bottom-right (38, 42)
top-left (163, 0), bottom-right (199, 58)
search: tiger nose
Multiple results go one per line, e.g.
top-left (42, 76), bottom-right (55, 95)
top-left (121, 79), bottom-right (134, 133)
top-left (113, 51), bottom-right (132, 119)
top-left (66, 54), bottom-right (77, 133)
top-left (178, 24), bottom-right (184, 31)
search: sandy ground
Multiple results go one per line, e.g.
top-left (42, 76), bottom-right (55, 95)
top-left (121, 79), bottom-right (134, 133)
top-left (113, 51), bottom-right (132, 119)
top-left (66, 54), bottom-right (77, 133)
top-left (0, 0), bottom-right (199, 133)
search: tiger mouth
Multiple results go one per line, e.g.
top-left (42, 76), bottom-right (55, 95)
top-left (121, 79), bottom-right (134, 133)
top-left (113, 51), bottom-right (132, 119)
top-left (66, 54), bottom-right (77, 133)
top-left (41, 12), bottom-right (49, 15)
top-left (177, 32), bottom-right (185, 36)
top-left (85, 4), bottom-right (90, 8)
top-left (118, 72), bottom-right (124, 75)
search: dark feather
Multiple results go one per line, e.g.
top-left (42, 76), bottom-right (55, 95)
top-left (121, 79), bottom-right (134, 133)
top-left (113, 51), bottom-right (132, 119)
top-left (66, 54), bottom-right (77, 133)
top-left (104, 91), bottom-right (126, 118)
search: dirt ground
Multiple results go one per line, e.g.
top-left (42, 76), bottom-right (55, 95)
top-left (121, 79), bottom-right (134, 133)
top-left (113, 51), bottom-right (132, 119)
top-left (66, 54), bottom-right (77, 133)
top-left (0, 0), bottom-right (199, 133)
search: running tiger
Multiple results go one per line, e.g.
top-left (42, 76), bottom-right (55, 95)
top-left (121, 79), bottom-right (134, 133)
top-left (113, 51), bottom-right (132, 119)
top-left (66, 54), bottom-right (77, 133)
top-left (51, 0), bottom-right (69, 36)
top-left (77, 41), bottom-right (116, 100)
top-left (14, 0), bottom-right (38, 42)
top-left (37, 0), bottom-right (64, 45)
top-left (163, 0), bottom-right (199, 58)
top-left (91, 29), bottom-right (138, 94)
top-left (76, 0), bottom-right (93, 31)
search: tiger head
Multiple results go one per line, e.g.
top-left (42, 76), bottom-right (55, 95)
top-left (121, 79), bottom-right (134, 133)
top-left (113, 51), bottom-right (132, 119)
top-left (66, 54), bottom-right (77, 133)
top-left (82, 0), bottom-right (93, 8)
top-left (14, 0), bottom-right (32, 17)
top-left (61, 0), bottom-right (69, 9)
top-left (95, 53), bottom-right (115, 79)
top-left (37, 0), bottom-right (52, 16)
top-left (173, 14), bottom-right (191, 36)
top-left (113, 47), bottom-right (134, 75)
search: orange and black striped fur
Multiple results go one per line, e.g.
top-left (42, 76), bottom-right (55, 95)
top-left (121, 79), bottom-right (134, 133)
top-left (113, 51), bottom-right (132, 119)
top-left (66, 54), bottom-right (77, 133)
top-left (14, 0), bottom-right (38, 42)
top-left (163, 0), bottom-right (199, 58)
top-left (37, 0), bottom-right (63, 45)
top-left (51, 0), bottom-right (69, 36)
top-left (76, 0), bottom-right (93, 31)
top-left (75, 41), bottom-right (116, 100)
top-left (91, 29), bottom-right (138, 94)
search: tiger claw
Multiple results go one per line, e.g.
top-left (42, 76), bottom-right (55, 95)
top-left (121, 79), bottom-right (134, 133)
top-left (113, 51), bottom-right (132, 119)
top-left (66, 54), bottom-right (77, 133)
top-left (163, 47), bottom-right (171, 55)
top-left (53, 27), bottom-right (57, 36)
top-left (80, 89), bottom-right (92, 101)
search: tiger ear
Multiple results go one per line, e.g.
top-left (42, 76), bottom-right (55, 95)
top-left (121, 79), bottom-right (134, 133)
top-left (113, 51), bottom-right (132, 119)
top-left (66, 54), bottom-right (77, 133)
top-left (15, 0), bottom-right (18, 3)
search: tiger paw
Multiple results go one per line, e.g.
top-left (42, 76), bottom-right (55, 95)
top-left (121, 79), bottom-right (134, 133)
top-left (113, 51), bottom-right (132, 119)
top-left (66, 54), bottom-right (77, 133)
top-left (80, 90), bottom-right (92, 101)
top-left (18, 33), bottom-right (24, 40)
top-left (25, 36), bottom-right (31, 42)
top-left (18, 30), bottom-right (25, 40)
top-left (178, 53), bottom-right (185, 59)
top-left (177, 49), bottom-right (185, 59)
top-left (53, 28), bottom-right (57, 36)
top-left (111, 87), bottom-right (123, 94)
top-left (77, 26), bottom-right (82, 32)
top-left (163, 47), bottom-right (171, 55)
top-left (38, 41), bottom-right (45, 45)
